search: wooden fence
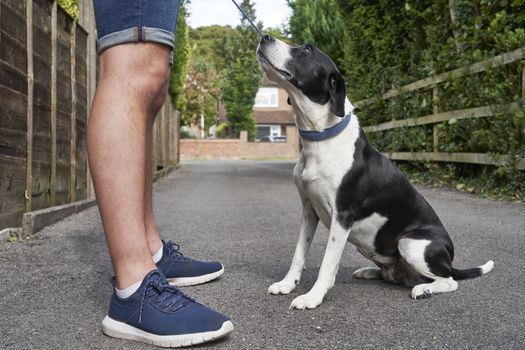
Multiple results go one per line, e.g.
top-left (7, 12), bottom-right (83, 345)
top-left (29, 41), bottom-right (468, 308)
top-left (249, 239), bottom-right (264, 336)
top-left (356, 46), bottom-right (525, 171)
top-left (0, 0), bottom-right (180, 230)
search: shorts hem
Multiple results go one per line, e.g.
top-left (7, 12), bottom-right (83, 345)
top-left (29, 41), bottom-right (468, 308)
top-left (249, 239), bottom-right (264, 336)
top-left (97, 27), bottom-right (175, 63)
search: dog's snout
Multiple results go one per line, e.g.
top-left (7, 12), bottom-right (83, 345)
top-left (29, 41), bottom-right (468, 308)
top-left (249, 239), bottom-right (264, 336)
top-left (261, 35), bottom-right (275, 44)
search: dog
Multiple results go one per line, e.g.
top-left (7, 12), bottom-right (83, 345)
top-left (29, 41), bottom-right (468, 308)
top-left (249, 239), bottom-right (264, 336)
top-left (256, 35), bottom-right (494, 310)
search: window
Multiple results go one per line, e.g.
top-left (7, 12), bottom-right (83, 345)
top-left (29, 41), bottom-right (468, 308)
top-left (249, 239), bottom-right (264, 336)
top-left (256, 125), bottom-right (282, 140)
top-left (254, 87), bottom-right (279, 107)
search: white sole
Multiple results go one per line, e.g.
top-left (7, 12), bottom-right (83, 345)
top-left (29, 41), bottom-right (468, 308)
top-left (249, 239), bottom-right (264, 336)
top-left (102, 316), bottom-right (234, 348)
top-left (167, 266), bottom-right (224, 287)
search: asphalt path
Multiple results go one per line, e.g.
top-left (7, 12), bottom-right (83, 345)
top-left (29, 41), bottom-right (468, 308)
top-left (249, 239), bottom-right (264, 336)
top-left (1, 160), bottom-right (524, 349)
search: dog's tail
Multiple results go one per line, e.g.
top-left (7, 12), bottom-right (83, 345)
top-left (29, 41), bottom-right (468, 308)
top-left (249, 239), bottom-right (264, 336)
top-left (451, 260), bottom-right (494, 280)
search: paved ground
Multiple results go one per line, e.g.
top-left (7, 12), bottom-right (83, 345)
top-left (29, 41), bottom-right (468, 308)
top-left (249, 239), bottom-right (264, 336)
top-left (1, 160), bottom-right (524, 349)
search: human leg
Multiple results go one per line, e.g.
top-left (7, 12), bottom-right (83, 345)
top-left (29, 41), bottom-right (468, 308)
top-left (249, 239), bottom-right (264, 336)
top-left (87, 43), bottom-right (171, 289)
top-left (89, 40), bottom-right (232, 348)
top-left (89, 1), bottom-right (233, 345)
top-left (144, 83), bottom-right (166, 256)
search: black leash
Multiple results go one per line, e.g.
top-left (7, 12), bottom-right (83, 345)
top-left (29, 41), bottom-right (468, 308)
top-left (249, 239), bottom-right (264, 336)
top-left (230, 0), bottom-right (264, 38)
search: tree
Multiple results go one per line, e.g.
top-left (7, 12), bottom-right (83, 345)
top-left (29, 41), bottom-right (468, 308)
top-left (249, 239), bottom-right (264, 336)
top-left (182, 60), bottom-right (220, 136)
top-left (189, 25), bottom-right (237, 75)
top-left (287, 0), bottom-right (346, 73)
top-left (169, 0), bottom-right (191, 111)
top-left (221, 0), bottom-right (262, 141)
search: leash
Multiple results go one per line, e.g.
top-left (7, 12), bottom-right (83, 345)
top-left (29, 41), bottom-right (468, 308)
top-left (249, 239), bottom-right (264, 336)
top-left (299, 113), bottom-right (352, 142)
top-left (230, 0), bottom-right (264, 38)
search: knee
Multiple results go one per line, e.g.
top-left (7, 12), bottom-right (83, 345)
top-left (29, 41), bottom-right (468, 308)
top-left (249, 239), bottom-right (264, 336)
top-left (131, 61), bottom-right (170, 114)
top-left (99, 44), bottom-right (171, 114)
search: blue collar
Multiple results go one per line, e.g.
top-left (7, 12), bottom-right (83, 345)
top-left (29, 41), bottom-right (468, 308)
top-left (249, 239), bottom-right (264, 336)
top-left (298, 113), bottom-right (352, 142)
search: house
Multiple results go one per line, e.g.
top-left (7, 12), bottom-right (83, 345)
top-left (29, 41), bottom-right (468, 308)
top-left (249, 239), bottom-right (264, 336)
top-left (181, 78), bottom-right (300, 160)
top-left (252, 77), bottom-right (295, 141)
top-left (217, 77), bottom-right (297, 142)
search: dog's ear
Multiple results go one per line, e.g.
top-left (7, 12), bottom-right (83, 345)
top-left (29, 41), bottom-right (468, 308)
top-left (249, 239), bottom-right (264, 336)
top-left (287, 97), bottom-right (291, 105)
top-left (328, 72), bottom-right (347, 117)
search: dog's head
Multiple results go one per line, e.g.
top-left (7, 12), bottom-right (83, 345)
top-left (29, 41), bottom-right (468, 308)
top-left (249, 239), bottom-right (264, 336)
top-left (257, 36), bottom-right (347, 125)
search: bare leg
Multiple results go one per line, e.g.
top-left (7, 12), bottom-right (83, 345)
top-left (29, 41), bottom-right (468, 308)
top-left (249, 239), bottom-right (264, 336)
top-left (144, 86), bottom-right (167, 255)
top-left (87, 43), bottom-right (170, 289)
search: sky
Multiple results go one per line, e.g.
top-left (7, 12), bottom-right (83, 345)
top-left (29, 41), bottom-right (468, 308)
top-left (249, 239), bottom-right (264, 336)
top-left (187, 0), bottom-right (292, 29)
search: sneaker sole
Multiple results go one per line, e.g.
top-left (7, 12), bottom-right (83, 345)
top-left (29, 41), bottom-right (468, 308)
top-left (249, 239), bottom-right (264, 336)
top-left (102, 316), bottom-right (234, 348)
top-left (167, 265), bottom-right (224, 287)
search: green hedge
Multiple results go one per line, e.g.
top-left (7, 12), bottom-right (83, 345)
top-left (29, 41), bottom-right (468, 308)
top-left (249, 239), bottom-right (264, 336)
top-left (288, 0), bottom-right (525, 199)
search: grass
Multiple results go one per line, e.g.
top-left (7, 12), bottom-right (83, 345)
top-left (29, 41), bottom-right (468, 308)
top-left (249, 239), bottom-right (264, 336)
top-left (397, 161), bottom-right (524, 202)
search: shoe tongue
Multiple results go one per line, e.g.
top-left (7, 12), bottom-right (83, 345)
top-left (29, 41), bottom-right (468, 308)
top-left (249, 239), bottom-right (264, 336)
top-left (144, 269), bottom-right (166, 285)
top-left (162, 240), bottom-right (171, 256)
top-left (144, 270), bottom-right (190, 307)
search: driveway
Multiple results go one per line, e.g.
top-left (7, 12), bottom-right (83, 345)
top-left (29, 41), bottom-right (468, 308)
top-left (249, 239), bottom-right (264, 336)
top-left (1, 161), bottom-right (523, 349)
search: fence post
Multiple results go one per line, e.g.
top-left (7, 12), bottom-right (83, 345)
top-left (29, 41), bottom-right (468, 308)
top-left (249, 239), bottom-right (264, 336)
top-left (165, 103), bottom-right (170, 166)
top-left (70, 22), bottom-right (77, 202)
top-left (79, 0), bottom-right (97, 200)
top-left (432, 85), bottom-right (439, 153)
top-left (159, 102), bottom-right (167, 168)
top-left (50, 1), bottom-right (58, 205)
top-left (176, 110), bottom-right (180, 164)
top-left (522, 62), bottom-right (525, 104)
top-left (167, 103), bottom-right (172, 163)
top-left (25, 0), bottom-right (34, 212)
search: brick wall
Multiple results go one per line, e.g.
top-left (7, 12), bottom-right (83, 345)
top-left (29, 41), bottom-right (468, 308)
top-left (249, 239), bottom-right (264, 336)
top-left (181, 126), bottom-right (300, 160)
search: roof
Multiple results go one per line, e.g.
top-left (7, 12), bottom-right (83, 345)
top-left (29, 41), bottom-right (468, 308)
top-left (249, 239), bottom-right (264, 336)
top-left (253, 110), bottom-right (295, 125)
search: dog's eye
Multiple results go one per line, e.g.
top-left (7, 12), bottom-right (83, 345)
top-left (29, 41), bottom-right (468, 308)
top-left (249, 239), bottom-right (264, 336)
top-left (303, 45), bottom-right (312, 54)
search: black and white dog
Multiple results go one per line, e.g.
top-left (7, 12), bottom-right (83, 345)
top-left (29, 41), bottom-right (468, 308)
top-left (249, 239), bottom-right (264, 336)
top-left (257, 35), bottom-right (494, 309)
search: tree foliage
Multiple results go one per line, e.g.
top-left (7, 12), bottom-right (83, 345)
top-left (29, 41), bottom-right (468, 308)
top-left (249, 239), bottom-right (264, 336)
top-left (221, 0), bottom-right (263, 141)
top-left (169, 0), bottom-right (191, 111)
top-left (184, 19), bottom-right (286, 138)
top-left (58, 0), bottom-right (79, 19)
top-left (189, 25), bottom-right (237, 75)
top-left (182, 60), bottom-right (220, 135)
top-left (287, 0), bottom-right (346, 73)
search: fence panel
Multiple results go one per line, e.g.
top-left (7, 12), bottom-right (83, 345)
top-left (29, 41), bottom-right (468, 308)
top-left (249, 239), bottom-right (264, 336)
top-left (31, 0), bottom-right (52, 211)
top-left (357, 46), bottom-right (525, 170)
top-left (0, 0), bottom-right (28, 227)
top-left (74, 24), bottom-right (88, 201)
top-left (0, 0), bottom-right (180, 231)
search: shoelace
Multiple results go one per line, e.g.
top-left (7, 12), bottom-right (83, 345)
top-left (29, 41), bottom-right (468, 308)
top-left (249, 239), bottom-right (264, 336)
top-left (138, 273), bottom-right (193, 325)
top-left (165, 240), bottom-right (191, 262)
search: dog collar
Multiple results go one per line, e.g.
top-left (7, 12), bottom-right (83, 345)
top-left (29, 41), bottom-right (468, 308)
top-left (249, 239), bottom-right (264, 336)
top-left (298, 113), bottom-right (352, 142)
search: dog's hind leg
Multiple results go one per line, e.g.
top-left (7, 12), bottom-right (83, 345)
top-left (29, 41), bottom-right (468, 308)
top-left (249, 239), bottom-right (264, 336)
top-left (410, 277), bottom-right (458, 299)
top-left (398, 232), bottom-right (458, 299)
top-left (352, 267), bottom-right (382, 280)
top-left (268, 201), bottom-right (319, 295)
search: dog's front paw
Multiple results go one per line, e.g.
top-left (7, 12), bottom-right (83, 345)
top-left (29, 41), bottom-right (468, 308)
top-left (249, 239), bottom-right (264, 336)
top-left (268, 279), bottom-right (297, 295)
top-left (289, 291), bottom-right (324, 310)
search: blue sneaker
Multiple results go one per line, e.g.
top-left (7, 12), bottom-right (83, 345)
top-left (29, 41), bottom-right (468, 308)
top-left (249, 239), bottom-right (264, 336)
top-left (102, 269), bottom-right (234, 348)
top-left (157, 240), bottom-right (224, 287)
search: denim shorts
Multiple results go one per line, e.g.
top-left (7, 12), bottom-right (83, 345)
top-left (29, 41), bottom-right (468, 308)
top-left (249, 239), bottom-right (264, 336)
top-left (93, 0), bottom-right (180, 63)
